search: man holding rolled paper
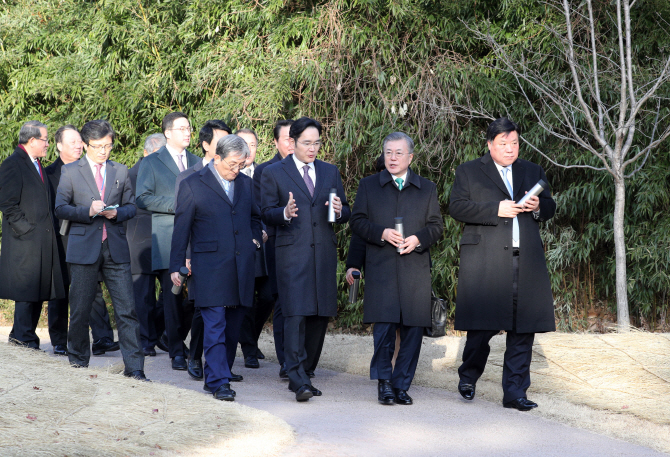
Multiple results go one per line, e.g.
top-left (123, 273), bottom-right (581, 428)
top-left (450, 117), bottom-right (555, 411)
top-left (349, 132), bottom-right (443, 406)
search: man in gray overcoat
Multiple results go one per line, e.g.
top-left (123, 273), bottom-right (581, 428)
top-left (350, 132), bottom-right (443, 406)
top-left (450, 117), bottom-right (556, 411)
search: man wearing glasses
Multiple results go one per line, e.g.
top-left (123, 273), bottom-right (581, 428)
top-left (54, 119), bottom-right (146, 380)
top-left (0, 121), bottom-right (66, 350)
top-left (261, 117), bottom-right (350, 402)
top-left (136, 112), bottom-right (200, 371)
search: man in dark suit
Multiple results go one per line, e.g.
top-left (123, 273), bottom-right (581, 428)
top-left (261, 117), bottom-right (351, 402)
top-left (46, 124), bottom-right (119, 357)
top-left (126, 133), bottom-right (166, 357)
top-left (173, 119), bottom-right (231, 380)
top-left (0, 121), bottom-right (66, 350)
top-left (54, 120), bottom-right (146, 380)
top-left (170, 135), bottom-right (262, 401)
top-left (450, 117), bottom-right (556, 411)
top-left (136, 112), bottom-right (200, 371)
top-left (236, 128), bottom-right (274, 369)
top-left (350, 133), bottom-right (443, 406)
top-left (253, 119), bottom-right (294, 378)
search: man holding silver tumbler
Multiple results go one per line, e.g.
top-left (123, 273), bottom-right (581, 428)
top-left (350, 132), bottom-right (443, 406)
top-left (450, 117), bottom-right (556, 411)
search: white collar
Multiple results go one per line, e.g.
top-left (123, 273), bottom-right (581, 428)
top-left (165, 143), bottom-right (186, 157)
top-left (292, 154), bottom-right (315, 171)
top-left (391, 170), bottom-right (408, 185)
top-left (85, 154), bottom-right (106, 171)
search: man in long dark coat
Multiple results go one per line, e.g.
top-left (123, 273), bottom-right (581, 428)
top-left (450, 117), bottom-right (556, 411)
top-left (350, 132), bottom-right (443, 406)
top-left (0, 121), bottom-right (66, 349)
top-left (261, 117), bottom-right (350, 402)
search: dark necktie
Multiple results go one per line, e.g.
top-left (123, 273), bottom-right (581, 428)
top-left (303, 165), bottom-right (314, 197)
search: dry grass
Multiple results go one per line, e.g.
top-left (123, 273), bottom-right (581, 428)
top-left (257, 330), bottom-right (670, 454)
top-left (0, 341), bottom-right (294, 457)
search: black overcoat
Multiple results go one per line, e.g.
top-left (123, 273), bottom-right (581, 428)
top-left (261, 157), bottom-right (351, 317)
top-left (125, 158), bottom-right (155, 275)
top-left (0, 147), bottom-right (66, 301)
top-left (450, 153), bottom-right (556, 333)
top-left (349, 169), bottom-right (443, 327)
top-left (45, 157), bottom-right (70, 286)
top-left (254, 153), bottom-right (282, 294)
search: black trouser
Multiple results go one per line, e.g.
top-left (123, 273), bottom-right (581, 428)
top-left (370, 322), bottom-right (424, 391)
top-left (9, 301), bottom-right (43, 349)
top-left (458, 251), bottom-right (536, 403)
top-left (158, 269), bottom-right (193, 358)
top-left (190, 305), bottom-right (204, 360)
top-left (239, 276), bottom-right (274, 358)
top-left (273, 295), bottom-right (285, 365)
top-left (284, 314), bottom-right (329, 391)
top-left (132, 273), bottom-right (164, 350)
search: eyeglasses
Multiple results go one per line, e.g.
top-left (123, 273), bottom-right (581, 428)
top-left (169, 127), bottom-right (193, 134)
top-left (87, 143), bottom-right (114, 152)
top-left (34, 137), bottom-right (49, 143)
top-left (384, 151), bottom-right (408, 158)
top-left (222, 157), bottom-right (244, 172)
top-left (297, 141), bottom-right (323, 149)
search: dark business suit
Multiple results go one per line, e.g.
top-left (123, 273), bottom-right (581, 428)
top-left (55, 157), bottom-right (143, 371)
top-left (261, 156), bottom-right (351, 391)
top-left (0, 146), bottom-right (66, 349)
top-left (253, 153), bottom-right (285, 365)
top-left (350, 168), bottom-right (443, 390)
top-left (450, 152), bottom-right (555, 403)
top-left (46, 157), bottom-right (115, 348)
top-left (126, 157), bottom-right (164, 351)
top-left (136, 146), bottom-right (199, 358)
top-left (170, 164), bottom-right (261, 391)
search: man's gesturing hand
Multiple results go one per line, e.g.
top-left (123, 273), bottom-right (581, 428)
top-left (498, 200), bottom-right (524, 218)
top-left (284, 191), bottom-right (298, 219)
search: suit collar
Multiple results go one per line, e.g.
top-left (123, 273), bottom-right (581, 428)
top-left (155, 146), bottom-right (198, 176)
top-left (378, 168), bottom-right (421, 189)
top-left (200, 163), bottom-right (233, 206)
top-left (77, 156), bottom-right (103, 197)
top-left (104, 161), bottom-right (117, 202)
top-left (15, 146), bottom-right (45, 185)
top-left (281, 155), bottom-right (313, 200)
top-left (479, 153), bottom-right (526, 200)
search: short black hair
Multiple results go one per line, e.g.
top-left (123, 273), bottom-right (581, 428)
top-left (289, 117), bottom-right (322, 142)
top-left (81, 119), bottom-right (115, 144)
top-left (375, 153), bottom-right (385, 172)
top-left (162, 112), bottom-right (189, 134)
top-left (273, 119), bottom-right (294, 141)
top-left (199, 120), bottom-right (231, 154)
top-left (486, 117), bottom-right (520, 143)
top-left (55, 125), bottom-right (79, 145)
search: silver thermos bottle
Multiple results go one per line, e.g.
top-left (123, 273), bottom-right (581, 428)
top-left (349, 271), bottom-right (361, 303)
top-left (395, 217), bottom-right (404, 253)
top-left (171, 266), bottom-right (190, 295)
top-left (327, 188), bottom-right (337, 223)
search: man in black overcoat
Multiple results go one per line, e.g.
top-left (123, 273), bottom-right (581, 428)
top-left (253, 119), bottom-right (294, 378)
top-left (0, 121), bottom-right (66, 349)
top-left (350, 132), bottom-right (443, 406)
top-left (126, 133), bottom-right (166, 357)
top-left (450, 117), bottom-right (556, 411)
top-left (261, 117), bottom-right (350, 402)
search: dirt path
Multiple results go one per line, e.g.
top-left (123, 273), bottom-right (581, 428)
top-left (4, 328), bottom-right (665, 457)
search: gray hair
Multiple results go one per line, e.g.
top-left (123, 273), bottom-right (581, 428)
top-left (382, 132), bottom-right (414, 155)
top-left (143, 133), bottom-right (166, 154)
top-left (215, 134), bottom-right (250, 160)
top-left (234, 128), bottom-right (258, 142)
top-left (19, 120), bottom-right (48, 145)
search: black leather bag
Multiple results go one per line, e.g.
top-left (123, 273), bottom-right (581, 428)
top-left (424, 289), bottom-right (447, 338)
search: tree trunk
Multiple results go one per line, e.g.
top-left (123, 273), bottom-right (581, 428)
top-left (613, 175), bottom-right (630, 332)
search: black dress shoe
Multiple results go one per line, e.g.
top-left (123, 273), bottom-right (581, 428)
top-left (229, 372), bottom-right (243, 382)
top-left (295, 384), bottom-right (313, 402)
top-left (124, 370), bottom-right (151, 382)
top-left (393, 388), bottom-right (413, 405)
top-left (256, 349), bottom-right (265, 360)
top-left (171, 355), bottom-right (188, 370)
top-left (156, 333), bottom-right (169, 353)
top-left (378, 380), bottom-right (395, 405)
top-left (143, 347), bottom-right (157, 357)
top-left (458, 380), bottom-right (476, 401)
top-left (305, 370), bottom-right (315, 379)
top-left (307, 385), bottom-right (322, 396)
top-left (188, 359), bottom-right (203, 380)
top-left (279, 363), bottom-right (288, 379)
top-left (245, 355), bottom-right (260, 369)
top-left (204, 383), bottom-right (236, 397)
top-left (503, 397), bottom-right (538, 411)
top-left (53, 344), bottom-right (68, 356)
top-left (92, 337), bottom-right (120, 356)
top-left (213, 383), bottom-right (235, 401)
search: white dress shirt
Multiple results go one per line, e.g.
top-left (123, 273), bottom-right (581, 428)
top-left (391, 171), bottom-right (408, 190)
top-left (292, 154), bottom-right (316, 186)
top-left (85, 154), bottom-right (107, 197)
top-left (166, 143), bottom-right (187, 171)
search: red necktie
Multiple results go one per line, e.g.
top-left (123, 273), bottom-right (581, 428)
top-left (94, 164), bottom-right (107, 242)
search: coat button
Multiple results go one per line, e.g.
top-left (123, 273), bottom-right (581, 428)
top-left (235, 230), bottom-right (239, 235)
top-left (313, 222), bottom-right (317, 227)
top-left (232, 210), bottom-right (236, 215)
top-left (504, 246), bottom-right (508, 250)
top-left (312, 203), bottom-right (316, 207)
top-left (236, 251), bottom-right (240, 255)
top-left (311, 244), bottom-right (315, 248)
top-left (46, 228), bottom-right (50, 232)
top-left (98, 226), bottom-right (102, 230)
top-left (504, 221), bottom-right (508, 225)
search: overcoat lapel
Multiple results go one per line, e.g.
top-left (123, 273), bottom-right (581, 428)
top-left (186, 150), bottom-right (199, 168)
top-left (17, 149), bottom-right (45, 187)
top-left (104, 161), bottom-right (117, 202)
top-left (157, 148), bottom-right (181, 177)
top-left (200, 166), bottom-right (232, 206)
top-left (312, 160), bottom-right (326, 202)
top-left (512, 160), bottom-right (526, 200)
top-left (281, 157), bottom-right (312, 199)
top-left (480, 153), bottom-right (511, 197)
top-left (78, 157), bottom-right (102, 197)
